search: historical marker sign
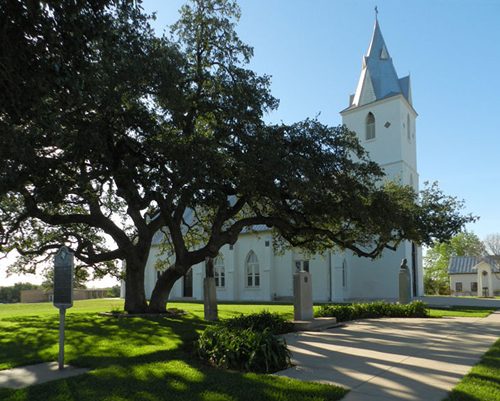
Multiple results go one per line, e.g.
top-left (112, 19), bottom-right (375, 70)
top-left (53, 246), bottom-right (74, 370)
top-left (54, 246), bottom-right (74, 308)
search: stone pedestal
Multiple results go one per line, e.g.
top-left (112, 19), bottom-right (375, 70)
top-left (399, 265), bottom-right (411, 304)
top-left (293, 271), bottom-right (313, 321)
top-left (203, 277), bottom-right (218, 321)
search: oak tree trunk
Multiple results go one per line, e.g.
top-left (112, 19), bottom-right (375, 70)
top-left (124, 257), bottom-right (148, 314)
top-left (204, 257), bottom-right (218, 321)
top-left (148, 266), bottom-right (184, 313)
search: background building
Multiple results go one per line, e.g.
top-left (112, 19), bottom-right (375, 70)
top-left (448, 256), bottom-right (500, 297)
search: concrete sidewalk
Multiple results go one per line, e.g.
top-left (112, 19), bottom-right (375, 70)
top-left (276, 312), bottom-right (500, 401)
top-left (0, 362), bottom-right (89, 389)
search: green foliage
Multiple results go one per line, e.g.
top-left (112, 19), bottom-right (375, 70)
top-left (40, 266), bottom-right (88, 291)
top-left (316, 301), bottom-right (429, 321)
top-left (219, 310), bottom-right (293, 334)
top-left (0, 282), bottom-right (39, 303)
top-left (195, 311), bottom-right (292, 373)
top-left (195, 326), bottom-right (291, 373)
top-left (424, 231), bottom-right (485, 295)
top-left (106, 285), bottom-right (121, 298)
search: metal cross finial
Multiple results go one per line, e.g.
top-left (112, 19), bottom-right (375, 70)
top-left (375, 6), bottom-right (379, 19)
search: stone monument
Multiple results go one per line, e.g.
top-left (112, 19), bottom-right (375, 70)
top-left (399, 258), bottom-right (411, 304)
top-left (293, 270), bottom-right (313, 321)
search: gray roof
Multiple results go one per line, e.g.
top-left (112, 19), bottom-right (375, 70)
top-left (399, 76), bottom-right (411, 102)
top-left (448, 256), bottom-right (500, 274)
top-left (365, 20), bottom-right (403, 100)
top-left (241, 224), bottom-right (271, 234)
top-left (345, 19), bottom-right (411, 110)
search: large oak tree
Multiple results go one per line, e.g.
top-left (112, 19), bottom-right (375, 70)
top-left (0, 0), bottom-right (474, 313)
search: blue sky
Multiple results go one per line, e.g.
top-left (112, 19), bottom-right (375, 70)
top-left (142, 0), bottom-right (500, 239)
top-left (1, 0), bottom-right (499, 285)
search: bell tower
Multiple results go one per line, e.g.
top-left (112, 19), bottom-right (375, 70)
top-left (339, 16), bottom-right (423, 299)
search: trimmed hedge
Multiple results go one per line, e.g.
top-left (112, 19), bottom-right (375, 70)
top-left (316, 301), bottom-right (429, 321)
top-left (195, 311), bottom-right (292, 373)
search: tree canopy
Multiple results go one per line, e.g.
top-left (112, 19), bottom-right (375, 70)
top-left (0, 0), bottom-right (476, 313)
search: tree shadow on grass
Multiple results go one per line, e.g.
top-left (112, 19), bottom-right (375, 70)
top-left (0, 311), bottom-right (208, 369)
top-left (0, 351), bottom-right (347, 401)
top-left (0, 312), bottom-right (347, 401)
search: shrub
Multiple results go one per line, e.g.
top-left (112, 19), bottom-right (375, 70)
top-left (195, 326), bottom-right (291, 373)
top-left (316, 301), bottom-right (429, 321)
top-left (195, 311), bottom-right (293, 373)
top-left (220, 311), bottom-right (293, 335)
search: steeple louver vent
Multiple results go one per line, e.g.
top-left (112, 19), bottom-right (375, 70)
top-left (347, 19), bottom-right (411, 108)
top-left (380, 45), bottom-right (389, 60)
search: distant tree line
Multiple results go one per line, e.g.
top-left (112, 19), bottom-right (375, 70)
top-left (0, 282), bottom-right (39, 303)
top-left (0, 282), bottom-right (121, 303)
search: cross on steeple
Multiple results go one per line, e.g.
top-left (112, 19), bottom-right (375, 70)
top-left (374, 6), bottom-right (378, 19)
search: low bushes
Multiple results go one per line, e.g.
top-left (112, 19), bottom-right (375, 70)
top-left (221, 310), bottom-right (294, 335)
top-left (195, 311), bottom-right (292, 373)
top-left (316, 301), bottom-right (429, 321)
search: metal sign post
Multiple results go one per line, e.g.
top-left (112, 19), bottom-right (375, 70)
top-left (53, 246), bottom-right (74, 370)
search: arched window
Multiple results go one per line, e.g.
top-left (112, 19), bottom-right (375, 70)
top-left (214, 256), bottom-right (225, 288)
top-left (407, 114), bottom-right (411, 140)
top-left (246, 251), bottom-right (260, 287)
top-left (366, 112), bottom-right (375, 140)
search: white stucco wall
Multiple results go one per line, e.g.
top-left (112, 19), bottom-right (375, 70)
top-left (449, 274), bottom-right (479, 296)
top-left (346, 248), bottom-right (399, 301)
top-left (341, 95), bottom-right (423, 299)
top-left (341, 95), bottom-right (417, 179)
top-left (450, 265), bottom-right (500, 297)
top-left (143, 233), bottom-right (350, 302)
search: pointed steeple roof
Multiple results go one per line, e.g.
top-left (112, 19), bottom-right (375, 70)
top-left (347, 18), bottom-right (412, 109)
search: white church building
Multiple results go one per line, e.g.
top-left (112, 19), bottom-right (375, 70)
top-left (143, 18), bottom-right (424, 303)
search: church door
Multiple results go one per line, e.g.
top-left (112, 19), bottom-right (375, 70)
top-left (183, 268), bottom-right (193, 297)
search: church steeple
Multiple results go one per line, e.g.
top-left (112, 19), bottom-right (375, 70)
top-left (339, 14), bottom-right (421, 301)
top-left (348, 18), bottom-right (411, 109)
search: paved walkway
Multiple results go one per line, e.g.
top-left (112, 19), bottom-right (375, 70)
top-left (276, 312), bottom-right (500, 401)
top-left (418, 296), bottom-right (500, 308)
top-left (0, 363), bottom-right (89, 389)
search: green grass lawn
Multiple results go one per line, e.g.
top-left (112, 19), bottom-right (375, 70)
top-left (0, 299), bottom-right (496, 401)
top-left (0, 299), bottom-right (347, 401)
top-left (443, 337), bottom-right (500, 401)
top-left (428, 306), bottom-right (496, 318)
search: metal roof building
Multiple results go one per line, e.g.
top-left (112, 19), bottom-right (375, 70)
top-left (448, 256), bottom-right (500, 274)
